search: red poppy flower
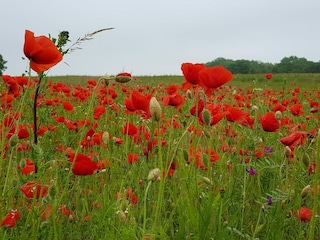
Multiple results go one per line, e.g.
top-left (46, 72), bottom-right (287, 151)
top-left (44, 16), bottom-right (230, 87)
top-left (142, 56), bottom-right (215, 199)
top-left (259, 112), bottom-right (279, 132)
top-left (294, 207), bottom-right (312, 222)
top-left (68, 153), bottom-right (97, 176)
top-left (131, 91), bottom-right (152, 117)
top-left (20, 181), bottom-right (49, 199)
top-left (127, 153), bottom-right (139, 164)
top-left (198, 66), bottom-right (233, 89)
top-left (21, 159), bottom-right (36, 175)
top-left (126, 188), bottom-right (138, 205)
top-left (165, 84), bottom-right (179, 95)
top-left (63, 101), bottom-right (74, 111)
top-left (265, 74), bottom-right (272, 80)
top-left (162, 93), bottom-right (185, 110)
top-left (122, 123), bottom-right (138, 136)
top-left (289, 103), bottom-right (304, 116)
top-left (280, 131), bottom-right (308, 149)
top-left (17, 125), bottom-right (30, 139)
top-left (1, 210), bottom-right (20, 228)
top-left (23, 30), bottom-right (63, 73)
top-left (181, 62), bottom-right (206, 85)
top-left (93, 106), bottom-right (106, 120)
top-left (198, 103), bottom-right (229, 126)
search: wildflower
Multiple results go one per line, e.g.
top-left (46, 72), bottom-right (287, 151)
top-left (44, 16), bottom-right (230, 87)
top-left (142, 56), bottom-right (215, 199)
top-left (23, 30), bottom-right (63, 73)
top-left (294, 207), bottom-right (312, 222)
top-left (246, 167), bottom-right (256, 176)
top-left (1, 210), bottom-right (20, 228)
top-left (63, 101), bottom-right (74, 111)
top-left (149, 97), bottom-right (162, 121)
top-left (181, 62), bottom-right (206, 85)
top-left (21, 159), bottom-right (36, 175)
top-left (20, 181), bottom-right (49, 199)
top-left (265, 73), bottom-right (272, 80)
top-left (198, 66), bottom-right (233, 89)
top-left (259, 112), bottom-right (279, 132)
top-left (127, 153), bottom-right (139, 164)
top-left (68, 153), bottom-right (97, 176)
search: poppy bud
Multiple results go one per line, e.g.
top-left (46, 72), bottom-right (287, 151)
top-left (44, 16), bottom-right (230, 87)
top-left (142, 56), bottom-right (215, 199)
top-left (147, 168), bottom-right (161, 181)
top-left (275, 110), bottom-right (282, 120)
top-left (202, 109), bottom-right (211, 126)
top-left (186, 89), bottom-right (193, 99)
top-left (102, 131), bottom-right (110, 144)
top-left (117, 210), bottom-right (127, 222)
top-left (251, 105), bottom-right (259, 112)
top-left (115, 72), bottom-right (132, 83)
top-left (149, 97), bottom-right (162, 122)
top-left (301, 185), bottom-right (312, 198)
top-left (284, 146), bottom-right (292, 158)
top-left (9, 134), bottom-right (19, 147)
top-left (202, 177), bottom-right (211, 185)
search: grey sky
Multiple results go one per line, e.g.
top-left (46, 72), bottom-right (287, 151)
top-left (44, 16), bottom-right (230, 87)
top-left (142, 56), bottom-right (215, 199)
top-left (1, 0), bottom-right (320, 76)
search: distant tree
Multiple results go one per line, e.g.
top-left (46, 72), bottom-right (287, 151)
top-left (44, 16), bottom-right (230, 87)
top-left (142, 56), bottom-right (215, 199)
top-left (0, 54), bottom-right (7, 75)
top-left (206, 56), bottom-right (320, 74)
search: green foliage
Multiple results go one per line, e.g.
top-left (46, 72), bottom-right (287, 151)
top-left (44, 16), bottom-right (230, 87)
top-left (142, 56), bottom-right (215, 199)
top-left (0, 54), bottom-right (7, 75)
top-left (206, 56), bottom-right (320, 74)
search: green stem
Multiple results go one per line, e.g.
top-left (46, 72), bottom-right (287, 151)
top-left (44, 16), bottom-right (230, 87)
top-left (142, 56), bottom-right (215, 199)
top-left (33, 73), bottom-right (44, 145)
top-left (143, 180), bottom-right (153, 232)
top-left (153, 124), bottom-right (164, 232)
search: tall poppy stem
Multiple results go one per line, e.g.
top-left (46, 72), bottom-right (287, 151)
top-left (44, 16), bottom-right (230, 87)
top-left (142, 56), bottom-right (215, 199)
top-left (33, 73), bottom-right (43, 145)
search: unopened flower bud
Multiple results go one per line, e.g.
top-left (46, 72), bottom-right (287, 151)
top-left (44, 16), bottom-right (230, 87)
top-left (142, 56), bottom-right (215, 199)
top-left (147, 168), bottom-right (161, 181)
top-left (9, 134), bottom-right (19, 147)
top-left (102, 131), bottom-right (110, 144)
top-left (275, 111), bottom-right (282, 120)
top-left (202, 109), bottom-right (211, 126)
top-left (284, 146), bottom-right (292, 158)
top-left (251, 105), bottom-right (259, 112)
top-left (149, 97), bottom-right (162, 122)
top-left (301, 185), bottom-right (312, 198)
top-left (115, 72), bottom-right (132, 83)
top-left (186, 89), bottom-right (193, 99)
top-left (117, 210), bottom-right (127, 222)
top-left (202, 177), bottom-right (211, 185)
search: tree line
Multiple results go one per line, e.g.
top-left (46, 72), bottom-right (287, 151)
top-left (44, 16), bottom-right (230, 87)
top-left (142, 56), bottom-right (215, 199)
top-left (206, 56), bottom-right (320, 74)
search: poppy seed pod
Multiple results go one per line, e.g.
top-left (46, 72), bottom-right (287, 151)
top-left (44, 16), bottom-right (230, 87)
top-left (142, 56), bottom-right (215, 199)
top-left (149, 97), bottom-right (162, 122)
top-left (115, 72), bottom-right (132, 83)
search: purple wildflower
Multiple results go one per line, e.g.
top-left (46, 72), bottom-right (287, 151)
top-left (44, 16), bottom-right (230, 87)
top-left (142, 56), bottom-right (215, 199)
top-left (264, 146), bottom-right (273, 154)
top-left (267, 196), bottom-right (272, 205)
top-left (246, 167), bottom-right (256, 176)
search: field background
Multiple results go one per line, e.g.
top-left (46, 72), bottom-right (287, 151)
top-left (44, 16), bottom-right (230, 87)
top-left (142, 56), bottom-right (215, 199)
top-left (47, 73), bottom-right (320, 89)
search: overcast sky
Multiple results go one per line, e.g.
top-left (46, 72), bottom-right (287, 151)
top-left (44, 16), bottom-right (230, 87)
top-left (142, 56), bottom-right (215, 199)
top-left (1, 0), bottom-right (320, 76)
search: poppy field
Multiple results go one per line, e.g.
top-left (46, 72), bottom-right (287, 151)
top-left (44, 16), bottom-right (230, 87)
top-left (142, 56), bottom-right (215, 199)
top-left (1, 30), bottom-right (320, 240)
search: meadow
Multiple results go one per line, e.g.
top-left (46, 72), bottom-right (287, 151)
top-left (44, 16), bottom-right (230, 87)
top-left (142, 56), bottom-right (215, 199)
top-left (1, 72), bottom-right (320, 240)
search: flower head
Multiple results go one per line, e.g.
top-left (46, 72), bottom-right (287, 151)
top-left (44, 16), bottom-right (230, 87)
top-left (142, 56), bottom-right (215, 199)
top-left (24, 30), bottom-right (63, 73)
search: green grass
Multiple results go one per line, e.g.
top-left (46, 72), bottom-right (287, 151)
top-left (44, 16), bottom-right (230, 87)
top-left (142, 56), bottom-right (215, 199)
top-left (0, 73), bottom-right (320, 239)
